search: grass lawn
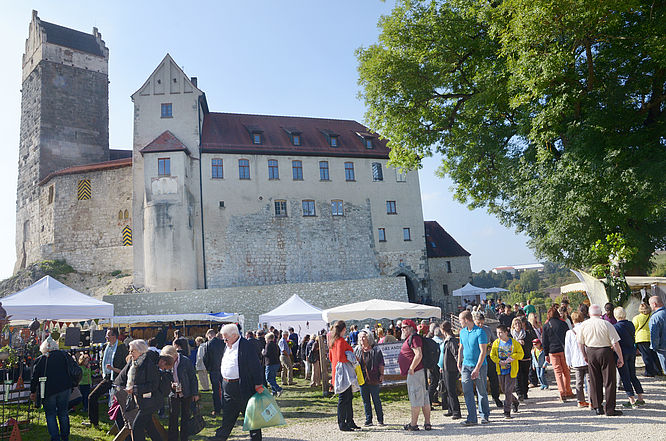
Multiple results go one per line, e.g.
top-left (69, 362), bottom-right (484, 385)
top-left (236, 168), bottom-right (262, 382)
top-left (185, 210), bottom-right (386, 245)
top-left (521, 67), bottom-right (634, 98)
top-left (11, 377), bottom-right (409, 440)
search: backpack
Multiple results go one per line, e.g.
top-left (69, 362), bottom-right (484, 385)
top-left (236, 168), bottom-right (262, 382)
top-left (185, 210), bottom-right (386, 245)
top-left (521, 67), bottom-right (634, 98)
top-left (65, 351), bottom-right (83, 387)
top-left (408, 334), bottom-right (440, 371)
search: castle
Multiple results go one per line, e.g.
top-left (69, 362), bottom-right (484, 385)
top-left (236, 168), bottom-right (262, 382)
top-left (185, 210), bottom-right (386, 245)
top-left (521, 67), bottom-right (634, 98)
top-left (15, 12), bottom-right (471, 320)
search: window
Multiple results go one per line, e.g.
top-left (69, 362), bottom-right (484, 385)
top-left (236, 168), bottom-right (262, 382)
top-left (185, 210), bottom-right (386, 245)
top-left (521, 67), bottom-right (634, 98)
top-left (212, 158), bottom-right (223, 179)
top-left (268, 159), bottom-right (279, 180)
top-left (443, 284), bottom-right (449, 296)
top-left (365, 138), bottom-right (373, 149)
top-left (275, 200), bottom-right (287, 217)
top-left (124, 209), bottom-right (129, 220)
top-left (252, 133), bottom-right (262, 145)
top-left (372, 162), bottom-right (383, 181)
top-left (329, 136), bottom-right (338, 147)
top-left (302, 200), bottom-right (316, 216)
top-left (48, 185), bottom-right (54, 204)
top-left (239, 159), bottom-right (250, 179)
top-left (161, 103), bottom-right (172, 118)
top-left (319, 161), bottom-right (329, 180)
top-left (396, 170), bottom-right (407, 182)
top-left (118, 210), bottom-right (123, 220)
top-left (293, 134), bottom-right (301, 146)
top-left (331, 200), bottom-right (343, 216)
top-left (386, 200), bottom-right (397, 214)
top-left (403, 228), bottom-right (411, 241)
top-left (378, 228), bottom-right (386, 242)
top-left (158, 158), bottom-right (170, 176)
top-left (344, 162), bottom-right (355, 181)
top-left (292, 160), bottom-right (303, 180)
top-left (446, 261), bottom-right (452, 273)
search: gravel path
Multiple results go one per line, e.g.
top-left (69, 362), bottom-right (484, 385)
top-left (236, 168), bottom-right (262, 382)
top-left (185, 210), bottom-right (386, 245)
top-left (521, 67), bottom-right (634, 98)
top-left (232, 375), bottom-right (666, 441)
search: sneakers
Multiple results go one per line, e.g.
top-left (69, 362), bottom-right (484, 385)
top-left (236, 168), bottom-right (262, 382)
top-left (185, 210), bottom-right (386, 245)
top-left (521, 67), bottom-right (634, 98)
top-left (364, 422), bottom-right (373, 426)
top-left (622, 402), bottom-right (636, 409)
top-left (635, 399), bottom-right (646, 407)
top-left (377, 421), bottom-right (386, 426)
top-left (276, 390), bottom-right (283, 397)
top-left (481, 418), bottom-right (490, 424)
top-left (578, 401), bottom-right (590, 408)
top-left (460, 420), bottom-right (478, 426)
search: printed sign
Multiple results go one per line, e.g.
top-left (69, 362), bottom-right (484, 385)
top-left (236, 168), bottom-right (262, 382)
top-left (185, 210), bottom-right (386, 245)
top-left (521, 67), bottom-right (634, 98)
top-left (261, 403), bottom-right (278, 422)
top-left (376, 342), bottom-right (406, 380)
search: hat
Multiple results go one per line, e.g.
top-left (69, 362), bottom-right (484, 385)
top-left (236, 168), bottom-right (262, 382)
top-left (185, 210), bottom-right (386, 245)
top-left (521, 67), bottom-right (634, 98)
top-left (402, 319), bottom-right (417, 329)
top-left (532, 338), bottom-right (541, 344)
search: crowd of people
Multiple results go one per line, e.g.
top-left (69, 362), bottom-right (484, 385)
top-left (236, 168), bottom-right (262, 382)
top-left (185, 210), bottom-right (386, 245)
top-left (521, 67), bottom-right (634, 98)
top-left (26, 294), bottom-right (666, 440)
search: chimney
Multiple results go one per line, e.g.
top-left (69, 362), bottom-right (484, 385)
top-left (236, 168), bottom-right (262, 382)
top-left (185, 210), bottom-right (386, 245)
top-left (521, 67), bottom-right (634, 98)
top-left (191, 77), bottom-right (197, 87)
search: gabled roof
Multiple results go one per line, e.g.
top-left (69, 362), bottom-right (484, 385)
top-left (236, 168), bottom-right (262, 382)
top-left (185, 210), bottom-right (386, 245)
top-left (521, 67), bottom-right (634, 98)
top-left (424, 221), bottom-right (471, 258)
top-left (139, 131), bottom-right (190, 155)
top-left (40, 20), bottom-right (104, 57)
top-left (131, 53), bottom-right (202, 99)
top-left (200, 113), bottom-right (389, 159)
top-left (39, 157), bottom-right (132, 186)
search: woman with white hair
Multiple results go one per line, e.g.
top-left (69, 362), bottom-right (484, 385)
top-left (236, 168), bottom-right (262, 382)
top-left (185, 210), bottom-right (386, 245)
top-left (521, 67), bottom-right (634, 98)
top-left (355, 330), bottom-right (385, 426)
top-left (613, 307), bottom-right (645, 408)
top-left (30, 337), bottom-right (74, 441)
top-left (114, 339), bottom-right (163, 441)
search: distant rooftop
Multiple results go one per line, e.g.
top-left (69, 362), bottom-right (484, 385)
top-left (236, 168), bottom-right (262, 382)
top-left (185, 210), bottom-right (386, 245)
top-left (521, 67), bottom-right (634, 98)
top-left (424, 221), bottom-right (471, 258)
top-left (40, 19), bottom-right (104, 57)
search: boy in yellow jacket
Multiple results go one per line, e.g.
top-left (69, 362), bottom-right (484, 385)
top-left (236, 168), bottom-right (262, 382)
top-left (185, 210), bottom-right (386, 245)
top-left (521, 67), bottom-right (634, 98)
top-left (490, 324), bottom-right (524, 419)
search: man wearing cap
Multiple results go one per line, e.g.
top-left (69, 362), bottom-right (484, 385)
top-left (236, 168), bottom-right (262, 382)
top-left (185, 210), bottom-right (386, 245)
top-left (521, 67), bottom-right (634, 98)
top-left (577, 304), bottom-right (624, 416)
top-left (398, 319), bottom-right (432, 431)
top-left (458, 311), bottom-right (490, 426)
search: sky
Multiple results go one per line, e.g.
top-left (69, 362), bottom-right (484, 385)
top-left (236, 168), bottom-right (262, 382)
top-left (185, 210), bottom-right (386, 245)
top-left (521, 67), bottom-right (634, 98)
top-left (0, 1), bottom-right (536, 280)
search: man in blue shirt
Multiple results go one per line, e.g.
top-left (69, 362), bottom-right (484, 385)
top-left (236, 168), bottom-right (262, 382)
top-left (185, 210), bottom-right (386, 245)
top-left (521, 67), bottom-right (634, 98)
top-left (278, 331), bottom-right (295, 385)
top-left (649, 296), bottom-right (666, 374)
top-left (458, 310), bottom-right (490, 425)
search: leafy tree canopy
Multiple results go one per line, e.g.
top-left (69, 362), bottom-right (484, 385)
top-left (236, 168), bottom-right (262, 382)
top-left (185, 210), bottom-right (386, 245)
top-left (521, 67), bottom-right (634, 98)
top-left (357, 0), bottom-right (666, 273)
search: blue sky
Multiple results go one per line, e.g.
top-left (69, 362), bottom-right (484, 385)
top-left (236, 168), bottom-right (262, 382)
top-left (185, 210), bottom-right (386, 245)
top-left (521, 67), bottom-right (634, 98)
top-left (0, 1), bottom-right (536, 280)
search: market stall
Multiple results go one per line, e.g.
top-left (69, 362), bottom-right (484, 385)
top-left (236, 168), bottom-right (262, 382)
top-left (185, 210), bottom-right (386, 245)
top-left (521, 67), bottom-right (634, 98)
top-left (321, 298), bottom-right (441, 323)
top-left (259, 294), bottom-right (326, 338)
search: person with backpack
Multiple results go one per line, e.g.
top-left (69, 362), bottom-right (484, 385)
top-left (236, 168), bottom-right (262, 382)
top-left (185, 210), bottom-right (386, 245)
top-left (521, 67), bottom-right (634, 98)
top-left (398, 319), bottom-right (432, 431)
top-left (30, 337), bottom-right (80, 441)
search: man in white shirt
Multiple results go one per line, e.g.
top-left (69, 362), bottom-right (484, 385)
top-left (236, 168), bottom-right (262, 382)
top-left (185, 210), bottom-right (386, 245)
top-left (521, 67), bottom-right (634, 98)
top-left (211, 324), bottom-right (264, 441)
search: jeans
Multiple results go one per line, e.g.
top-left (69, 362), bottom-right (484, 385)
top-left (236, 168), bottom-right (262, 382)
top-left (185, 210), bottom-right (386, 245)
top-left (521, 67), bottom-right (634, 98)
top-left (359, 383), bottom-right (383, 424)
top-left (265, 364), bottom-right (282, 394)
top-left (536, 367), bottom-right (548, 387)
top-left (617, 354), bottom-right (644, 398)
top-left (461, 364), bottom-right (490, 423)
top-left (337, 387), bottom-right (354, 430)
top-left (656, 349), bottom-right (666, 375)
top-left (43, 389), bottom-right (71, 441)
top-left (636, 342), bottom-right (661, 376)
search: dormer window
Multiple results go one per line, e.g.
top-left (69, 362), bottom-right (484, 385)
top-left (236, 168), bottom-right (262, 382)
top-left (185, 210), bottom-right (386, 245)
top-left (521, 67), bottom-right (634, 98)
top-left (245, 125), bottom-right (263, 145)
top-left (321, 129), bottom-right (340, 148)
top-left (293, 134), bottom-right (301, 146)
top-left (365, 138), bottom-right (373, 148)
top-left (330, 136), bottom-right (338, 147)
top-left (356, 131), bottom-right (376, 149)
top-left (284, 127), bottom-right (302, 146)
top-left (252, 133), bottom-right (262, 145)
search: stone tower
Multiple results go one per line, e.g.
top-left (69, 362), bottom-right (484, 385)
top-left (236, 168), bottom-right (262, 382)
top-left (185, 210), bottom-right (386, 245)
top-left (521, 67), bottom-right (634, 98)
top-left (15, 11), bottom-right (110, 271)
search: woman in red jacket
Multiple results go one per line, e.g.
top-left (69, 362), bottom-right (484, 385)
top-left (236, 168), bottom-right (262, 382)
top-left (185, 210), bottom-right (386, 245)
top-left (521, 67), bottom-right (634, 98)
top-left (329, 320), bottom-right (359, 432)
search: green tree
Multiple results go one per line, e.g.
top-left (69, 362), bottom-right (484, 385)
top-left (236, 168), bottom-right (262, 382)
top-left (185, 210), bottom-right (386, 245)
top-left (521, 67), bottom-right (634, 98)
top-left (357, 0), bottom-right (666, 274)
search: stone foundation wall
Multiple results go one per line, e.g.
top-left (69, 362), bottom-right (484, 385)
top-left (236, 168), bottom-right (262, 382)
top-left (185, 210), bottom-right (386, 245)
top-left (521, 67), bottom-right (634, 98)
top-left (104, 276), bottom-right (408, 330)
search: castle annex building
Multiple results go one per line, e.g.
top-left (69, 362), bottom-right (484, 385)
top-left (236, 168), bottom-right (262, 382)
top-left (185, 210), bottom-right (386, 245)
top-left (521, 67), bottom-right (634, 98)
top-left (15, 12), bottom-right (471, 307)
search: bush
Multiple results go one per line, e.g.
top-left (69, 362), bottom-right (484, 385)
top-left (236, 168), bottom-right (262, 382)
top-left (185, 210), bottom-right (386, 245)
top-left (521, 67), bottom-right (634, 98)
top-left (38, 260), bottom-right (74, 277)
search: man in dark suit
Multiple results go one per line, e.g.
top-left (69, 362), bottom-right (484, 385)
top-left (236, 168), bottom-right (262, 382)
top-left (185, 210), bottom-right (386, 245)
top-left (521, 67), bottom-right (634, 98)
top-left (167, 339), bottom-right (199, 441)
top-left (203, 328), bottom-right (225, 416)
top-left (210, 324), bottom-right (264, 440)
top-left (85, 328), bottom-right (128, 428)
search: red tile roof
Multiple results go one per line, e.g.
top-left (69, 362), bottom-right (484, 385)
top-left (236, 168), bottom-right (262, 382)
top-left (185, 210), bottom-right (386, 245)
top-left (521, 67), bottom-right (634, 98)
top-left (425, 221), bottom-right (471, 258)
top-left (139, 131), bottom-right (191, 155)
top-left (200, 112), bottom-right (389, 159)
top-left (39, 157), bottom-right (132, 185)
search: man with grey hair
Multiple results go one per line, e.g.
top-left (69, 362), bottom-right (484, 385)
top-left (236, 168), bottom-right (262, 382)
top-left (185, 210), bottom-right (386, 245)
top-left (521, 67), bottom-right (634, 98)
top-left (210, 323), bottom-right (264, 440)
top-left (278, 331), bottom-right (294, 385)
top-left (648, 295), bottom-right (666, 374)
top-left (577, 304), bottom-right (624, 416)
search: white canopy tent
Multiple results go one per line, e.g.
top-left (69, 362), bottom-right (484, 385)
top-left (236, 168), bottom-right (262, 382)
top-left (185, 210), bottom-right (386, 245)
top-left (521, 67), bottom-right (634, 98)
top-left (259, 294), bottom-right (327, 337)
top-left (2, 275), bottom-right (114, 321)
top-left (452, 283), bottom-right (509, 305)
top-left (322, 299), bottom-right (441, 323)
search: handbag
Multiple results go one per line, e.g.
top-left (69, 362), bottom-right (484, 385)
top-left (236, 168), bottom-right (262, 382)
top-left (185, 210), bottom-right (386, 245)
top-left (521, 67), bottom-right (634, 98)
top-left (185, 401), bottom-right (205, 436)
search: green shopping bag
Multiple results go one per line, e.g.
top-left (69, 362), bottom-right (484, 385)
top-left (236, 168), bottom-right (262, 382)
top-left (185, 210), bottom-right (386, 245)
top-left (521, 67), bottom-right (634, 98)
top-left (243, 389), bottom-right (286, 431)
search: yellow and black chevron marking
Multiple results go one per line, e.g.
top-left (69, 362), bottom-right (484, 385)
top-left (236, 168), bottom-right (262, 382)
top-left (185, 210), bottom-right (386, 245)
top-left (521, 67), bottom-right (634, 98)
top-left (122, 226), bottom-right (132, 246)
top-left (77, 179), bottom-right (91, 200)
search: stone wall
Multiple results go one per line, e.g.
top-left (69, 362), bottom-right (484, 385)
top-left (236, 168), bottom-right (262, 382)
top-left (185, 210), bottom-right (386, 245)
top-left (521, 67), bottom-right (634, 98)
top-left (104, 276), bottom-right (408, 330)
top-left (429, 256), bottom-right (472, 303)
top-left (43, 166), bottom-right (133, 273)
